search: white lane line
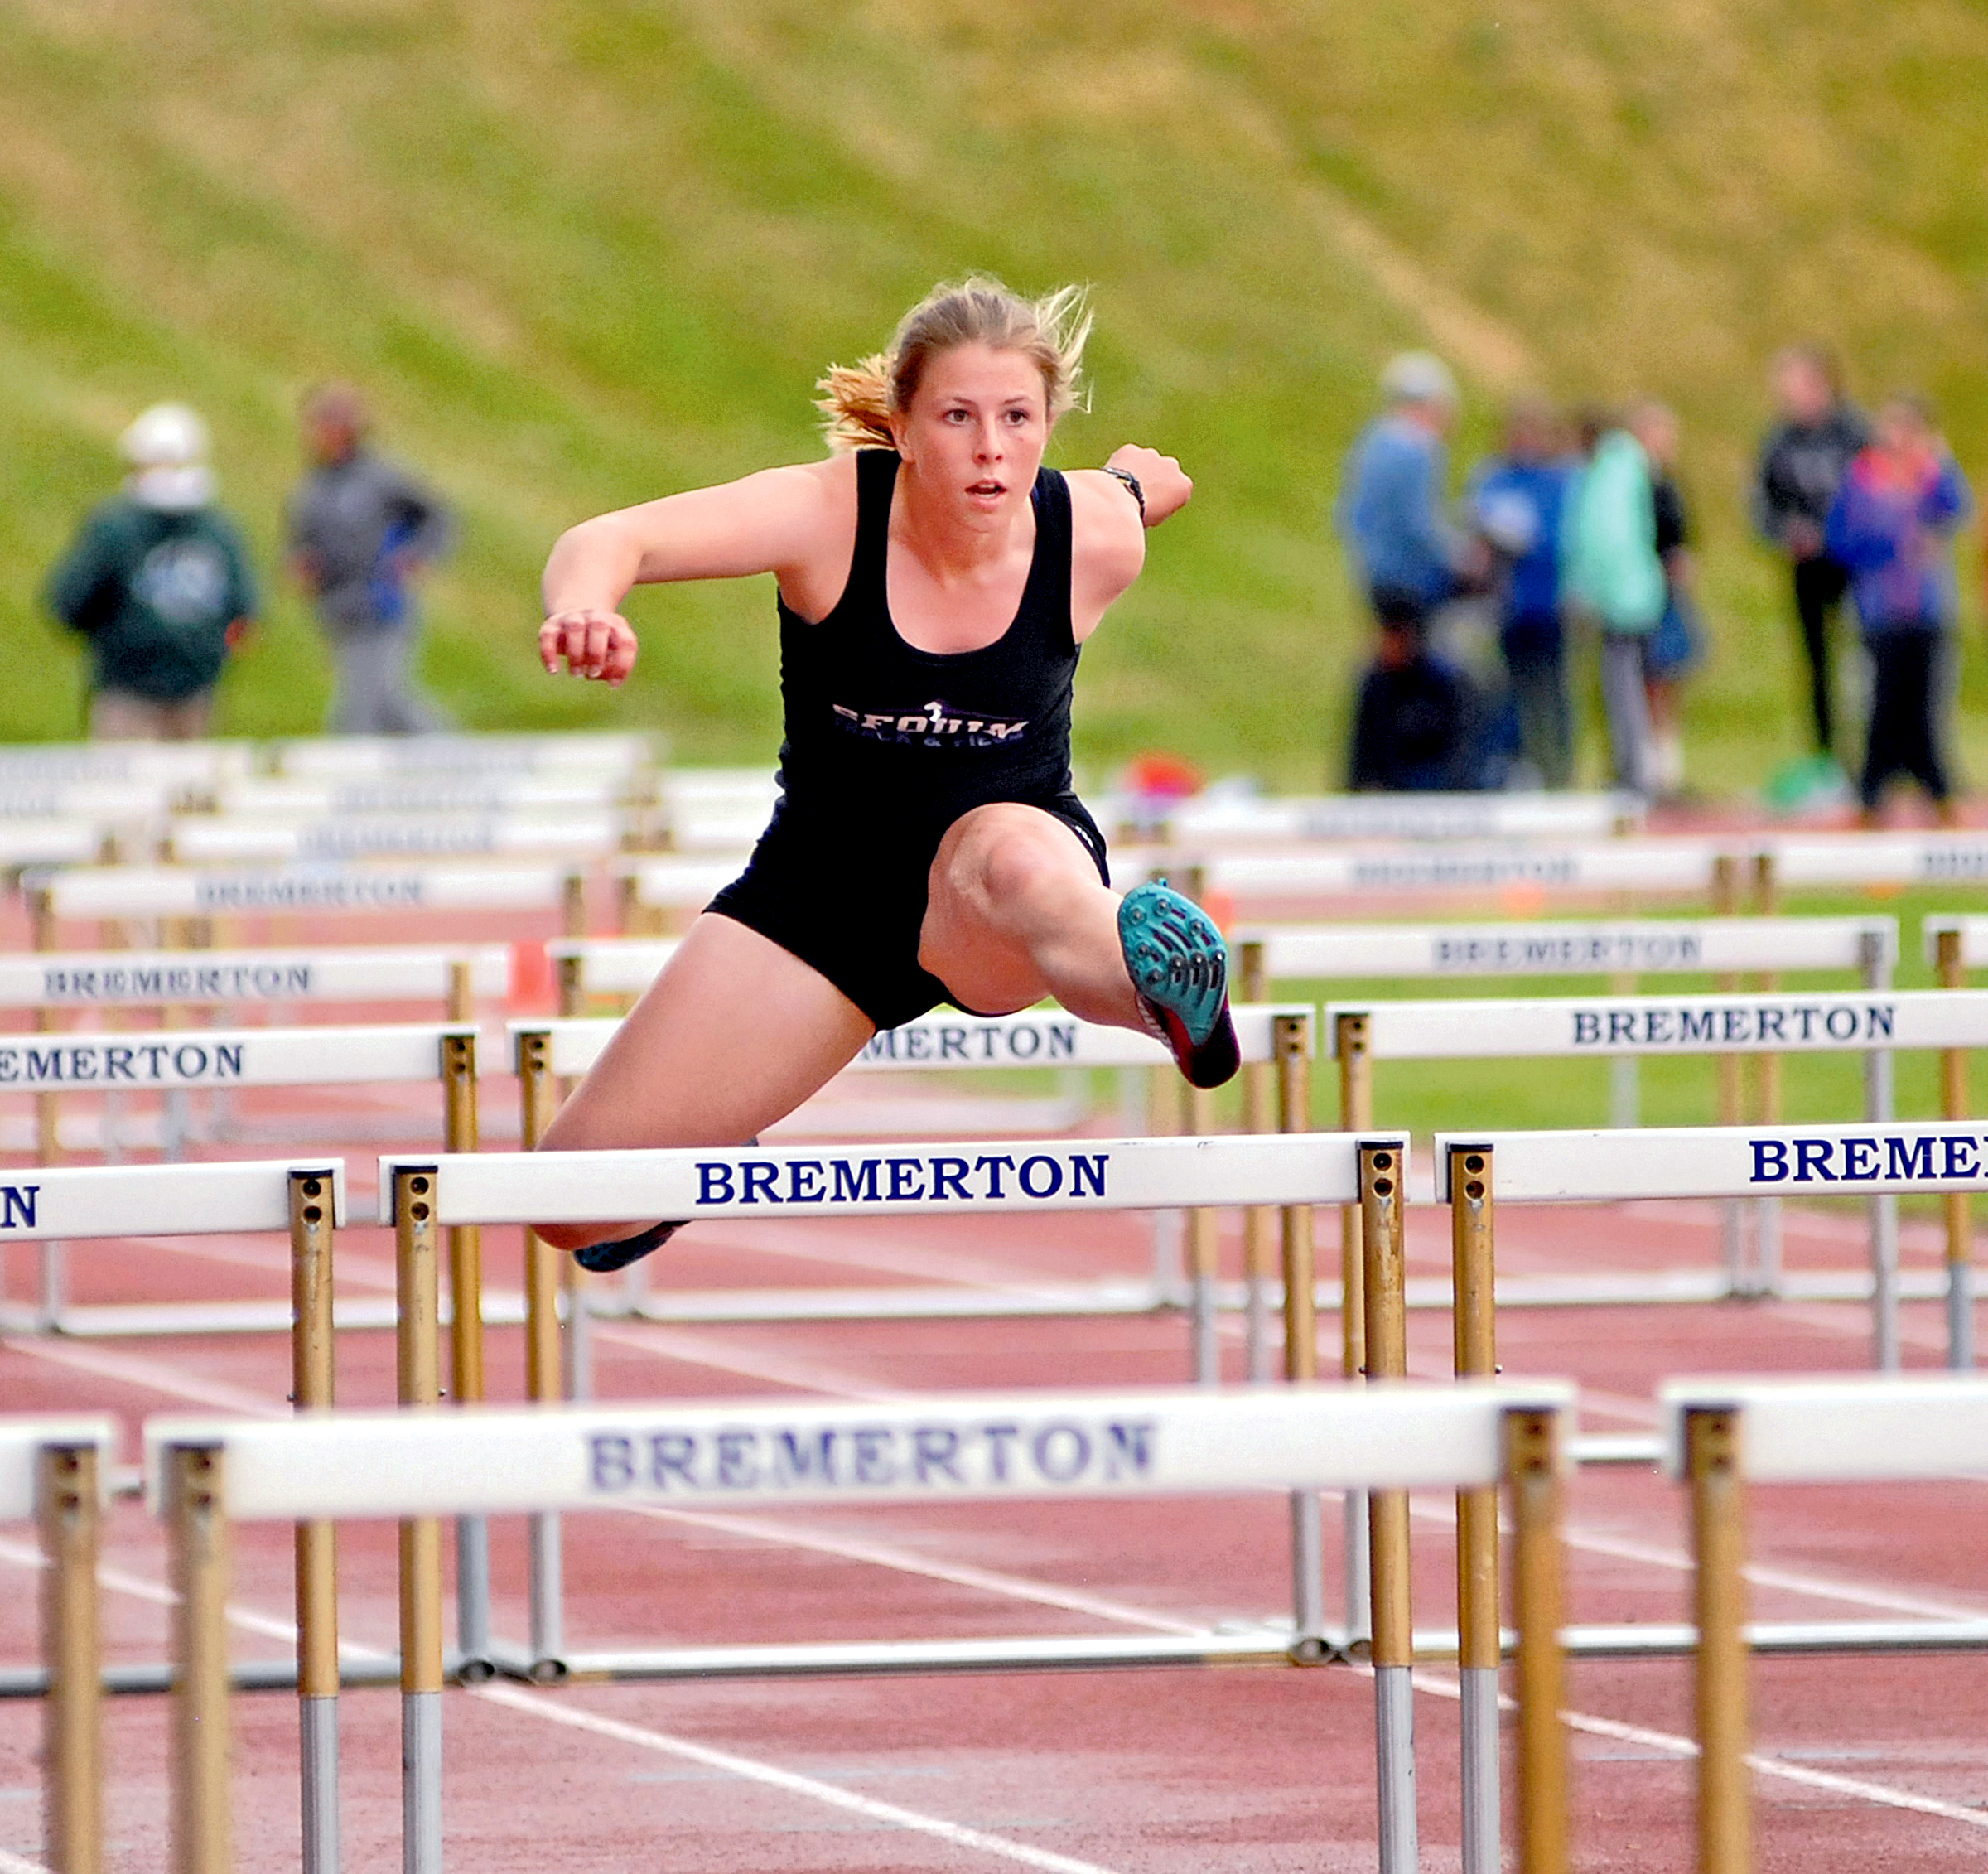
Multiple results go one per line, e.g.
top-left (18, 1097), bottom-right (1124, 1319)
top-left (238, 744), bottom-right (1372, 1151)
top-left (625, 1505), bottom-right (1207, 1636)
top-left (2, 1339), bottom-right (284, 1418)
top-left (0, 1847), bottom-right (46, 1873)
top-left (591, 1321), bottom-right (905, 1401)
top-left (1405, 1495), bottom-right (1988, 1624)
top-left (1527, 1699), bottom-right (1988, 1833)
top-left (472, 1682), bottom-right (1130, 1874)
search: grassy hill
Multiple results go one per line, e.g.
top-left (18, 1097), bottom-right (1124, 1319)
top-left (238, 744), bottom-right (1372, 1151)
top-left (2, 0), bottom-right (1986, 792)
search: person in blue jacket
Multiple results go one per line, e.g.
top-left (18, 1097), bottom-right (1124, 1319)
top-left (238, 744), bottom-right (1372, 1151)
top-left (1469, 397), bottom-right (1575, 787)
top-left (1336, 353), bottom-right (1490, 790)
top-left (1825, 394), bottom-right (1972, 823)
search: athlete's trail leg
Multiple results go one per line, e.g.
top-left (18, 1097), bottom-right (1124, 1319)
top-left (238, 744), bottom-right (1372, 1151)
top-left (919, 803), bottom-right (1141, 1027)
top-left (533, 914), bottom-right (873, 1249)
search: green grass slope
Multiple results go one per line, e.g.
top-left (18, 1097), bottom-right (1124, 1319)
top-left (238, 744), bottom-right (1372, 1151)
top-left (2, 1), bottom-right (1985, 789)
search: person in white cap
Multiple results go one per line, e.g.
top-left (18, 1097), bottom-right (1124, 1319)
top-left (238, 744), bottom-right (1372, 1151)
top-left (43, 403), bottom-right (258, 739)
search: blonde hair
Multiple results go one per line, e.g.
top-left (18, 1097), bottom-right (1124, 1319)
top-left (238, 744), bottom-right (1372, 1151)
top-left (815, 278), bottom-right (1092, 452)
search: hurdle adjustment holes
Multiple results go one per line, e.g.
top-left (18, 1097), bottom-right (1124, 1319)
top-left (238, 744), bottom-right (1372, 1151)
top-left (411, 1176), bottom-right (432, 1195)
top-left (1464, 1181), bottom-right (1485, 1200)
top-left (303, 1205), bottom-right (323, 1224)
top-left (303, 1178), bottom-right (322, 1197)
top-left (412, 1202), bottom-right (432, 1222)
top-left (1464, 1154), bottom-right (1485, 1174)
top-left (1373, 1177), bottom-right (1394, 1197)
top-left (1372, 1152), bottom-right (1393, 1170)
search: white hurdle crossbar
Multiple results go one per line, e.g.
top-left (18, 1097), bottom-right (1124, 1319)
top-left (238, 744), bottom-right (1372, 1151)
top-left (1661, 1374), bottom-right (1988, 1874)
top-left (27, 859), bottom-right (587, 932)
top-left (509, 1007), bottom-right (1318, 1384)
top-left (1171, 835), bottom-right (1728, 905)
top-left (0, 944), bottom-right (511, 1017)
top-left (0, 1413), bottom-right (118, 1874)
top-left (1344, 984), bottom-right (1980, 1360)
top-left (1243, 915), bottom-right (1895, 988)
top-left (0, 1028), bottom-right (464, 1338)
top-left (166, 810), bottom-right (631, 866)
top-left (1766, 831), bottom-right (1988, 890)
top-left (270, 730), bottom-right (656, 780)
top-left (1159, 788), bottom-right (1643, 846)
top-left (147, 1377), bottom-right (1574, 1874)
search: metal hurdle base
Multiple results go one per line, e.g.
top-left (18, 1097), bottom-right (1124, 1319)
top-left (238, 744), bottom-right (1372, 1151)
top-left (535, 1263), bottom-right (1957, 1331)
top-left (0, 1292), bottom-right (531, 1339)
top-left (490, 1625), bottom-right (1331, 1685)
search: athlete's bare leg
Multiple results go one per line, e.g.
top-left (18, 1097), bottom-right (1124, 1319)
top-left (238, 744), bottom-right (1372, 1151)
top-left (533, 913), bottom-right (873, 1249)
top-left (919, 802), bottom-right (1141, 1026)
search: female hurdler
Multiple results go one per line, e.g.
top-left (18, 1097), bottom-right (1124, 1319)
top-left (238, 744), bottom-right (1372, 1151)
top-left (536, 279), bottom-right (1236, 1267)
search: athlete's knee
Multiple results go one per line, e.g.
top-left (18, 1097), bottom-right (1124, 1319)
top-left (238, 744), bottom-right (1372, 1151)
top-left (958, 826), bottom-right (1069, 910)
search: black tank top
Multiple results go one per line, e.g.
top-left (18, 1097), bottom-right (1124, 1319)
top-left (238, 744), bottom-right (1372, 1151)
top-left (770, 449), bottom-right (1079, 842)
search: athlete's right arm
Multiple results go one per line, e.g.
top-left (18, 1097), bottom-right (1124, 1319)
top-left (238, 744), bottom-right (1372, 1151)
top-left (540, 460), bottom-right (849, 683)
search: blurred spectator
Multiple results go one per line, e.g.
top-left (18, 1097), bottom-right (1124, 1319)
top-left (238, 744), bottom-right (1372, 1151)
top-left (1630, 400), bottom-right (1704, 801)
top-left (287, 384), bottom-right (451, 734)
top-left (1336, 352), bottom-right (1479, 637)
top-left (1337, 352), bottom-right (1489, 790)
top-left (43, 403), bottom-right (258, 740)
top-left (1348, 627), bottom-right (1479, 790)
top-left (1753, 345), bottom-right (1870, 791)
top-left (1825, 394), bottom-right (1971, 825)
top-left (1468, 396), bottom-right (1575, 787)
top-left (1563, 411), bottom-right (1666, 798)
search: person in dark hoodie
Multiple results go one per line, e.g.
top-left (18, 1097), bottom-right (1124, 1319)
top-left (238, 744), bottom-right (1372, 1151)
top-left (1753, 345), bottom-right (1869, 795)
top-left (44, 403), bottom-right (258, 738)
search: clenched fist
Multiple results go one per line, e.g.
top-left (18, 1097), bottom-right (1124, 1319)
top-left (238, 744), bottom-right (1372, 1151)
top-left (540, 609), bottom-right (639, 686)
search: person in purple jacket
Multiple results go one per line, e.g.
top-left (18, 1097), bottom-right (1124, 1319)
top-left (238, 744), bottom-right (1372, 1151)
top-left (1824, 394), bottom-right (1972, 824)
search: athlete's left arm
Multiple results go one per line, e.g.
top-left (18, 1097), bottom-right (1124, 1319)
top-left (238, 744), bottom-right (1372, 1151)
top-left (1068, 447), bottom-right (1193, 642)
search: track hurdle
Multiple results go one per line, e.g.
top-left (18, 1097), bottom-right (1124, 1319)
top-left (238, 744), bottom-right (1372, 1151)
top-left (0, 1026), bottom-right (472, 1339)
top-left (1765, 829), bottom-right (1988, 893)
top-left (214, 771), bottom-right (649, 818)
top-left (610, 853), bottom-right (753, 932)
top-left (1924, 916), bottom-right (1985, 1368)
top-left (166, 809), bottom-right (633, 865)
top-left (147, 1374), bottom-right (1574, 1874)
top-left (1162, 787), bottom-right (1643, 845)
top-left (378, 1131), bottom-right (1395, 1680)
top-left (0, 739), bottom-right (252, 790)
top-left (1171, 833), bottom-right (1729, 908)
top-left (508, 1007), bottom-right (1317, 1384)
top-left (1661, 1374), bottom-right (1988, 1874)
top-left (269, 729), bottom-right (658, 780)
top-left (0, 1413), bottom-right (116, 1874)
top-left (1431, 1116), bottom-right (1988, 1378)
top-left (0, 820), bottom-right (105, 875)
top-left (27, 857), bottom-right (591, 949)
top-left (0, 944), bottom-right (509, 1166)
top-left (1249, 915), bottom-right (1894, 1303)
top-left (1331, 983), bottom-right (1980, 1356)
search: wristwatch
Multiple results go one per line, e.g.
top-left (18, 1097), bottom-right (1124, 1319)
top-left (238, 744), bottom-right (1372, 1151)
top-left (1103, 466), bottom-right (1146, 519)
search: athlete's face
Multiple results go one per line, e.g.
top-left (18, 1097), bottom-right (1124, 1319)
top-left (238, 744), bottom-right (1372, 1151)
top-left (893, 344), bottom-right (1051, 524)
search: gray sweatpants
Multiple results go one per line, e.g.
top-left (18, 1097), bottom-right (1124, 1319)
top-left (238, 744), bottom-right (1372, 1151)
top-left (1598, 631), bottom-right (1653, 798)
top-left (327, 630), bottom-right (448, 736)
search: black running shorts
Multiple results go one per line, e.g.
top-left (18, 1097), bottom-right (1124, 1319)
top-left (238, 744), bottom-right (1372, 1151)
top-left (707, 795), bottom-right (1110, 1031)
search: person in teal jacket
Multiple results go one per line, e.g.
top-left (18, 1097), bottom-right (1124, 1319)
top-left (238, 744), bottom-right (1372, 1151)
top-left (44, 404), bottom-right (258, 739)
top-left (1562, 413), bottom-right (1665, 796)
